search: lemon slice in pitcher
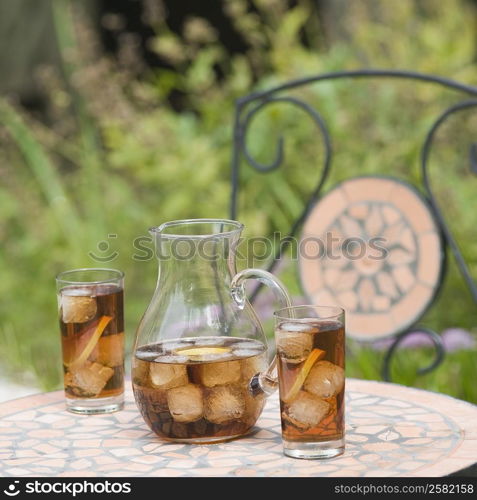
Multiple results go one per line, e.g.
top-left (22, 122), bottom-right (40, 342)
top-left (174, 346), bottom-right (231, 360)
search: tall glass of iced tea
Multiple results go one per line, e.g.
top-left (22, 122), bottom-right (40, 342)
top-left (56, 268), bottom-right (125, 414)
top-left (275, 305), bottom-right (345, 459)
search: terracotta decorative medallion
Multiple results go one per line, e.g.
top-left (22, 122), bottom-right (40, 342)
top-left (299, 177), bottom-right (443, 340)
top-left (0, 380), bottom-right (476, 477)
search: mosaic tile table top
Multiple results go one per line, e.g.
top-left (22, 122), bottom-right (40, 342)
top-left (1, 379), bottom-right (476, 477)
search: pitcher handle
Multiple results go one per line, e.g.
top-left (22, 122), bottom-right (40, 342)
top-left (230, 268), bottom-right (291, 397)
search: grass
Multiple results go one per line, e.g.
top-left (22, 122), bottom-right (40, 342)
top-left (346, 343), bottom-right (477, 404)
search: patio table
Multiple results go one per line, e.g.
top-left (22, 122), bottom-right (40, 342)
top-left (0, 378), bottom-right (475, 477)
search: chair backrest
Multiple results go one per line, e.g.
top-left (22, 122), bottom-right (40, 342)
top-left (229, 69), bottom-right (477, 380)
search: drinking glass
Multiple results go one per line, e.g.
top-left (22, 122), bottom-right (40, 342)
top-left (56, 268), bottom-right (125, 414)
top-left (275, 305), bottom-right (345, 459)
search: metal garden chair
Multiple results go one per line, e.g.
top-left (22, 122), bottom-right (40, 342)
top-left (229, 69), bottom-right (477, 381)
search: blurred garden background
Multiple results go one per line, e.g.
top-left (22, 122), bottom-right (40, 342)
top-left (0, 0), bottom-right (476, 402)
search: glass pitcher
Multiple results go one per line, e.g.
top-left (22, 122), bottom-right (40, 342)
top-left (132, 219), bottom-right (291, 443)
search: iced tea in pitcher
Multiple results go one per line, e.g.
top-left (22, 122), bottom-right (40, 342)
top-left (132, 219), bottom-right (293, 442)
top-left (57, 268), bottom-right (125, 414)
top-left (133, 337), bottom-right (267, 443)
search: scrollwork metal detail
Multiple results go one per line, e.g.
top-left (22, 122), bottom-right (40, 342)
top-left (239, 96), bottom-right (331, 174)
top-left (421, 99), bottom-right (477, 303)
top-left (231, 96), bottom-right (332, 303)
top-left (382, 327), bottom-right (445, 382)
top-left (469, 143), bottom-right (477, 174)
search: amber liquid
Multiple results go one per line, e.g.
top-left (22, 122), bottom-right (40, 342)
top-left (132, 337), bottom-right (267, 443)
top-left (59, 284), bottom-right (124, 399)
top-left (277, 320), bottom-right (345, 443)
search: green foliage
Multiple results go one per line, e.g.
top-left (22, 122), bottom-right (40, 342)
top-left (346, 341), bottom-right (477, 404)
top-left (0, 0), bottom-right (476, 401)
